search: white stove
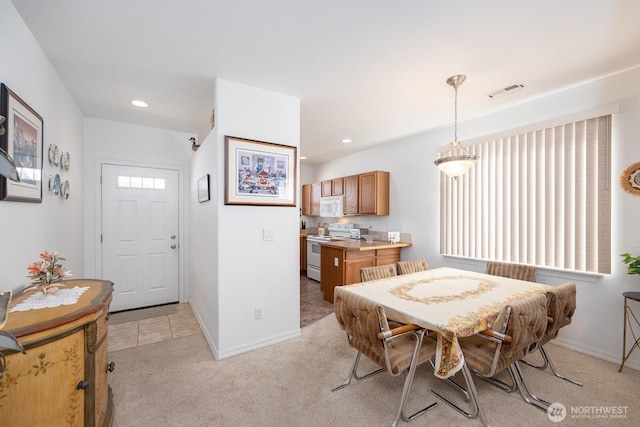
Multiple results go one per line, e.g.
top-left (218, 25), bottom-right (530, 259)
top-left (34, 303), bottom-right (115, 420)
top-left (306, 223), bottom-right (357, 281)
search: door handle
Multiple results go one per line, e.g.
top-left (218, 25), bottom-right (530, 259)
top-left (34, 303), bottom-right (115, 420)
top-left (171, 244), bottom-right (177, 249)
top-left (170, 235), bottom-right (176, 240)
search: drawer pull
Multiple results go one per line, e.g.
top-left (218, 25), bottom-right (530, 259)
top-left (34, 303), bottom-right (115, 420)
top-left (76, 380), bottom-right (89, 390)
top-left (106, 361), bottom-right (116, 372)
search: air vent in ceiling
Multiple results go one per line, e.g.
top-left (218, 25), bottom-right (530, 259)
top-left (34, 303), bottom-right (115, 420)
top-left (489, 83), bottom-right (524, 99)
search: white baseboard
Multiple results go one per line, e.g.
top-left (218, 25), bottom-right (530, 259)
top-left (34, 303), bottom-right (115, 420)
top-left (553, 337), bottom-right (640, 371)
top-left (188, 299), bottom-right (301, 360)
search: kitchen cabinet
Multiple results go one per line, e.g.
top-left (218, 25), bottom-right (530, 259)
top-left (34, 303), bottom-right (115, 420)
top-left (343, 175), bottom-right (359, 215)
top-left (320, 242), bottom-right (407, 303)
top-left (302, 170), bottom-right (389, 217)
top-left (300, 234), bottom-right (307, 272)
top-left (301, 184), bottom-right (311, 215)
top-left (321, 180), bottom-right (332, 197)
top-left (322, 179), bottom-right (344, 197)
top-left (1, 279), bottom-right (114, 426)
top-left (311, 182), bottom-right (321, 215)
top-left (332, 178), bottom-right (344, 196)
top-left (358, 170), bottom-right (389, 215)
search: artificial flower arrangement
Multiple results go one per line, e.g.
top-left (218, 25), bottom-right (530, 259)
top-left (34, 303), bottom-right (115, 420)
top-left (26, 250), bottom-right (72, 294)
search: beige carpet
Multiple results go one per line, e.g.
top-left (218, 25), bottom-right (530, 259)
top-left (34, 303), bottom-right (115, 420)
top-left (109, 314), bottom-right (639, 426)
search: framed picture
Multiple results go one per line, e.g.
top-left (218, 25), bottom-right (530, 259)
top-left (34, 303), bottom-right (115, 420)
top-left (225, 136), bottom-right (296, 206)
top-left (0, 84), bottom-right (43, 202)
top-left (198, 174), bottom-right (210, 202)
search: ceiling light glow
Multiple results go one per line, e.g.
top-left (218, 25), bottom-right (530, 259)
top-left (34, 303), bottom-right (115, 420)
top-left (131, 100), bottom-right (148, 108)
top-left (342, 138), bottom-right (352, 144)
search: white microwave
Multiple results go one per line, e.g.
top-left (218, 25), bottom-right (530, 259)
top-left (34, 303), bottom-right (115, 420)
top-left (320, 195), bottom-right (344, 217)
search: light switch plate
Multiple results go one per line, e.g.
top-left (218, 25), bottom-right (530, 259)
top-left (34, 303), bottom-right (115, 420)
top-left (263, 229), bottom-right (275, 241)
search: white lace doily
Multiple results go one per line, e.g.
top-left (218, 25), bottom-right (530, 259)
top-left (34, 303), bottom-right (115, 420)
top-left (9, 286), bottom-right (90, 312)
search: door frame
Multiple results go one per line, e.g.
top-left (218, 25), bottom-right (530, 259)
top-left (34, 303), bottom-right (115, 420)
top-left (93, 158), bottom-right (188, 305)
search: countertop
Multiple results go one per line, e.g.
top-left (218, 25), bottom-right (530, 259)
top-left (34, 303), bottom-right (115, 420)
top-left (319, 239), bottom-right (411, 251)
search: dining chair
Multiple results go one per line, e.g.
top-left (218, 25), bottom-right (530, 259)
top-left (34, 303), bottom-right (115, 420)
top-left (333, 288), bottom-right (439, 427)
top-left (433, 293), bottom-right (550, 417)
top-left (396, 259), bottom-right (429, 275)
top-left (485, 261), bottom-right (537, 282)
top-left (360, 264), bottom-right (397, 282)
top-left (521, 282), bottom-right (582, 386)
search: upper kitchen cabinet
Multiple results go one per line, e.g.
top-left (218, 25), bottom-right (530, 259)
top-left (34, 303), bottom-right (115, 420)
top-left (331, 178), bottom-right (344, 195)
top-left (322, 178), bottom-right (344, 196)
top-left (358, 171), bottom-right (389, 215)
top-left (301, 184), bottom-right (311, 215)
top-left (311, 182), bottom-right (321, 215)
top-left (302, 171), bottom-right (389, 216)
top-left (301, 183), bottom-right (321, 215)
top-left (343, 175), bottom-right (359, 215)
top-left (321, 180), bottom-right (332, 196)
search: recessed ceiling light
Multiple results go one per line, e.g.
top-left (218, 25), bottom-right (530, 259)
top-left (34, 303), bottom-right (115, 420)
top-left (342, 138), bottom-right (352, 144)
top-left (300, 156), bottom-right (307, 160)
top-left (131, 100), bottom-right (148, 108)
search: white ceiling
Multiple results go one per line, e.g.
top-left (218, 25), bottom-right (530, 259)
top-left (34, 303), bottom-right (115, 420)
top-left (12, 0), bottom-right (640, 164)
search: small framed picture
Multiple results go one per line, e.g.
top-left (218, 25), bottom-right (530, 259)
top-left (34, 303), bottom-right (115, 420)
top-left (198, 174), bottom-right (210, 203)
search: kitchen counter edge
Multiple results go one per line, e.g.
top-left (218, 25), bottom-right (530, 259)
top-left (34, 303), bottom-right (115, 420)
top-left (319, 240), bottom-right (411, 251)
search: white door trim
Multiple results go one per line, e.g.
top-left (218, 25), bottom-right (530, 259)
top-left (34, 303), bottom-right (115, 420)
top-left (93, 158), bottom-right (187, 304)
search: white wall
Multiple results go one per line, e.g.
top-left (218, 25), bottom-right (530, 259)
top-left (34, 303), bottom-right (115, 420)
top-left (313, 67), bottom-right (640, 369)
top-left (190, 79), bottom-right (301, 359)
top-left (82, 118), bottom-right (195, 302)
top-left (0, 3), bottom-right (85, 291)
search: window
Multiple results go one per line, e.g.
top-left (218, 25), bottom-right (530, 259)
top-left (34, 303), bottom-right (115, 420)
top-left (117, 175), bottom-right (166, 190)
top-left (440, 115), bottom-right (611, 274)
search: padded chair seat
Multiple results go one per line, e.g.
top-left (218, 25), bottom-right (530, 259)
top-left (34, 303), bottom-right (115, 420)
top-left (333, 287), bottom-right (439, 425)
top-left (459, 293), bottom-right (548, 376)
top-left (335, 290), bottom-right (435, 375)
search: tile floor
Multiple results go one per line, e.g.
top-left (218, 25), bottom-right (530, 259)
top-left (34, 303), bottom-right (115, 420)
top-left (108, 303), bottom-right (200, 352)
top-left (300, 274), bottom-right (335, 327)
top-left (107, 274), bottom-right (334, 352)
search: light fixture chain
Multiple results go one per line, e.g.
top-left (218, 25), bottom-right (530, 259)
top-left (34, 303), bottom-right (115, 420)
top-left (454, 83), bottom-right (458, 142)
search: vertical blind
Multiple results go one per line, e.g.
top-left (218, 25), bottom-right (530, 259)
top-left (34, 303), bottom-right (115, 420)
top-left (440, 115), bottom-right (611, 274)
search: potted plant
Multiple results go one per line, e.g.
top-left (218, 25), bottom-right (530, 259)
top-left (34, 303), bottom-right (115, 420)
top-left (621, 253), bottom-right (640, 276)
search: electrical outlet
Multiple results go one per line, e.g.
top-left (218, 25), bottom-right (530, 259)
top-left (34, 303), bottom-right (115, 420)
top-left (263, 229), bottom-right (275, 241)
top-left (255, 307), bottom-right (262, 320)
top-left (388, 231), bottom-right (400, 243)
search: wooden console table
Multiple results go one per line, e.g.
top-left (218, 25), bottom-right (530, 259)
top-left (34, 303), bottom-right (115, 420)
top-left (0, 279), bottom-right (114, 426)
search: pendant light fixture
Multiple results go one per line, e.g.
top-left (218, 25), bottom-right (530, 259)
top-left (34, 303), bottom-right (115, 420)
top-left (434, 74), bottom-right (478, 179)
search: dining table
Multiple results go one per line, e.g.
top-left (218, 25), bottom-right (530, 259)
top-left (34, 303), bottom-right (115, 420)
top-left (335, 266), bottom-right (552, 379)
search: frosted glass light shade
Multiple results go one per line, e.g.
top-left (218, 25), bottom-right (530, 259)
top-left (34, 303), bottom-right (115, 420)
top-left (434, 154), bottom-right (478, 178)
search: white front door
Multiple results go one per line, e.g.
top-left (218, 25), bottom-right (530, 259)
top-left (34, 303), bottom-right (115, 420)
top-left (101, 164), bottom-right (180, 311)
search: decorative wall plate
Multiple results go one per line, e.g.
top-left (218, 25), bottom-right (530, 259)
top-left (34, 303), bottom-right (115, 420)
top-left (52, 173), bottom-right (61, 195)
top-left (48, 144), bottom-right (60, 166)
top-left (61, 180), bottom-right (70, 199)
top-left (60, 152), bottom-right (70, 172)
top-left (620, 161), bottom-right (640, 196)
